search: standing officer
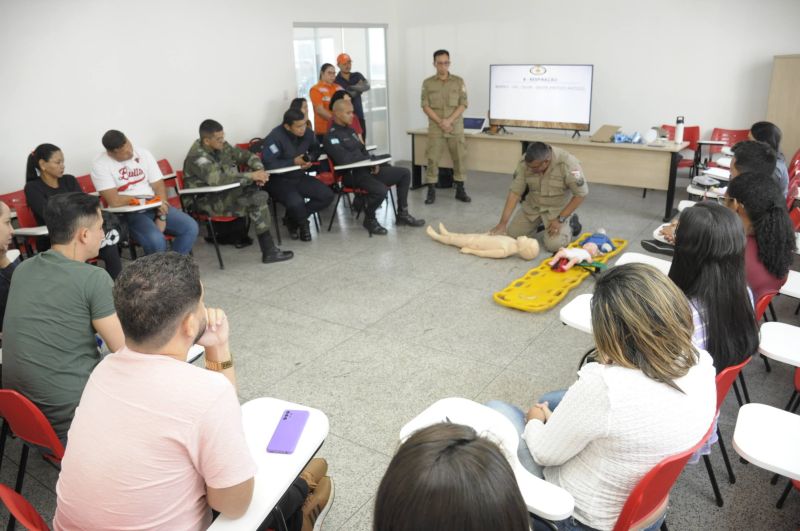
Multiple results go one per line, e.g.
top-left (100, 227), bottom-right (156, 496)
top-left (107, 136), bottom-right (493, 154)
top-left (489, 142), bottom-right (587, 253)
top-left (420, 49), bottom-right (470, 205)
top-left (183, 119), bottom-right (293, 264)
top-left (335, 53), bottom-right (370, 138)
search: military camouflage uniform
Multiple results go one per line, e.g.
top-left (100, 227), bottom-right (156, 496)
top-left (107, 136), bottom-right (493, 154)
top-left (420, 73), bottom-right (468, 184)
top-left (507, 146), bottom-right (589, 252)
top-left (182, 140), bottom-right (271, 235)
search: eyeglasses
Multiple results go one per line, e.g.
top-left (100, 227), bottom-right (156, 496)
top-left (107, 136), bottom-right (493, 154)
top-left (435, 61), bottom-right (451, 66)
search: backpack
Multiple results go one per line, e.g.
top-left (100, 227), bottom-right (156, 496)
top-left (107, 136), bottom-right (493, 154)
top-left (248, 137), bottom-right (265, 156)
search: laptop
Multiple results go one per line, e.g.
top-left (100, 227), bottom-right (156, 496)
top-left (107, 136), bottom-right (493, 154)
top-left (463, 117), bottom-right (487, 135)
top-left (590, 124), bottom-right (621, 143)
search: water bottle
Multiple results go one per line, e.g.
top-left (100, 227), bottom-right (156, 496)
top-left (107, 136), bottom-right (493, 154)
top-left (675, 116), bottom-right (685, 144)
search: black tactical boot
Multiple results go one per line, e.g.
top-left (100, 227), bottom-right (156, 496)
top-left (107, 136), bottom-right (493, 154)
top-left (425, 184), bottom-right (436, 205)
top-left (257, 231), bottom-right (294, 263)
top-left (363, 217), bottom-right (388, 236)
top-left (299, 220), bottom-right (312, 242)
top-left (396, 209), bottom-right (425, 227)
top-left (455, 182), bottom-right (471, 203)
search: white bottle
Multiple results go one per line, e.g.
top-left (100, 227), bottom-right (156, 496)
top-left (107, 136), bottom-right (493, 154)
top-left (675, 116), bottom-right (685, 144)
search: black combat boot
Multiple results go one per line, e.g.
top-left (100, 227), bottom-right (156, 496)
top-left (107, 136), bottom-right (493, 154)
top-left (396, 209), bottom-right (425, 227)
top-left (298, 220), bottom-right (312, 242)
top-left (425, 184), bottom-right (436, 205)
top-left (455, 182), bottom-right (471, 203)
top-left (257, 231), bottom-right (294, 263)
top-left (363, 217), bottom-right (388, 236)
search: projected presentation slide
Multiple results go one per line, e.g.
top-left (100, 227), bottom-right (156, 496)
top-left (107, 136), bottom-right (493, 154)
top-left (490, 64), bottom-right (593, 130)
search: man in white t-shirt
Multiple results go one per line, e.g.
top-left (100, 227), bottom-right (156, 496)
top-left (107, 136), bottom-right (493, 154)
top-left (54, 252), bottom-right (334, 531)
top-left (91, 130), bottom-right (198, 255)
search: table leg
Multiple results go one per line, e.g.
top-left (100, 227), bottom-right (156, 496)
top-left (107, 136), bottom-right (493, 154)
top-left (411, 135), bottom-right (423, 189)
top-left (663, 152), bottom-right (680, 221)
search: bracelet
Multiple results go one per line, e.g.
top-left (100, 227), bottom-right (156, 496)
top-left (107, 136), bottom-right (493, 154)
top-left (205, 353), bottom-right (233, 371)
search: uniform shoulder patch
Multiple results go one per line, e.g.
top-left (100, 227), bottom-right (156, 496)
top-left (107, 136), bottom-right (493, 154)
top-left (195, 156), bottom-right (211, 166)
top-left (269, 144), bottom-right (279, 154)
top-left (331, 138), bottom-right (340, 145)
top-left (571, 170), bottom-right (586, 187)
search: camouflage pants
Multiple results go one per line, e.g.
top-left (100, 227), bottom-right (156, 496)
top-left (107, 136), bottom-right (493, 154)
top-left (194, 185), bottom-right (272, 235)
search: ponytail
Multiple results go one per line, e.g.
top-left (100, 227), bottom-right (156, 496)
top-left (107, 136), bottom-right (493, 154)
top-left (26, 143), bottom-right (61, 183)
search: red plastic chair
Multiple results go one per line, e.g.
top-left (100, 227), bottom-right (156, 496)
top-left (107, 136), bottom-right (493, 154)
top-left (789, 147), bottom-right (800, 173)
top-left (324, 158), bottom-right (396, 233)
top-left (0, 390), bottom-right (65, 495)
top-left (0, 484), bottom-right (49, 531)
top-left (612, 421), bottom-right (715, 531)
top-left (75, 174), bottom-right (96, 193)
top-left (156, 159), bottom-right (182, 210)
top-left (702, 356), bottom-right (752, 507)
top-left (789, 206), bottom-right (800, 231)
top-left (661, 124), bottom-right (701, 177)
top-left (175, 171), bottom-right (242, 269)
top-left (6, 195), bottom-right (42, 257)
top-left (705, 128), bottom-right (750, 167)
top-left (787, 174), bottom-right (800, 210)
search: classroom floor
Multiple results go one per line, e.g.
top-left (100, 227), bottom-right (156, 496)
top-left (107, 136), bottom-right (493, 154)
top-left (2, 166), bottom-right (799, 530)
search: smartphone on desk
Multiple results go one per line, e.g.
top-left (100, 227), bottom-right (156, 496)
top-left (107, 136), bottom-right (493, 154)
top-left (267, 409), bottom-right (309, 454)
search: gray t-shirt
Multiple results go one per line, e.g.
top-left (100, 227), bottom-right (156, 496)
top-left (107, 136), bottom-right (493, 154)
top-left (2, 250), bottom-right (115, 440)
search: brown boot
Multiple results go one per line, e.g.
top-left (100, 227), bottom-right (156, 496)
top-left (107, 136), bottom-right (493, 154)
top-left (299, 458), bottom-right (328, 492)
top-left (301, 476), bottom-right (334, 531)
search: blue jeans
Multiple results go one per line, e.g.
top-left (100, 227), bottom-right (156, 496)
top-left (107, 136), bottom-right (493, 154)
top-left (489, 392), bottom-right (666, 531)
top-left (125, 205), bottom-right (198, 255)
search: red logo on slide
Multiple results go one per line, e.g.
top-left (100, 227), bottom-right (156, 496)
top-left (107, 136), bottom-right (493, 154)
top-left (529, 65), bottom-right (547, 75)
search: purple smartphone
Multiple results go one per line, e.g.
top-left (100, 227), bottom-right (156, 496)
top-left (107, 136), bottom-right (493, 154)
top-left (267, 409), bottom-right (309, 454)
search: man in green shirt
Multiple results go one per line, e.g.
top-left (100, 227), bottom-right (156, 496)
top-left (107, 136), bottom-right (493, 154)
top-left (2, 193), bottom-right (124, 441)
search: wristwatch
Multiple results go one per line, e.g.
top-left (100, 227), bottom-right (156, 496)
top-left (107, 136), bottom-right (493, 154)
top-left (557, 215), bottom-right (567, 223)
top-left (205, 355), bottom-right (233, 371)
top-left (158, 214), bottom-right (167, 221)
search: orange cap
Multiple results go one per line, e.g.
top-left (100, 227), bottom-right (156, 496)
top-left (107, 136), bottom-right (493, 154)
top-left (336, 53), bottom-right (351, 65)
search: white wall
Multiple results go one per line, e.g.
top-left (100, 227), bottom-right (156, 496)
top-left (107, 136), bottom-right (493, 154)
top-left (2, 0), bottom-right (798, 194)
top-left (0, 0), bottom-right (399, 193)
top-left (394, 0), bottom-right (800, 160)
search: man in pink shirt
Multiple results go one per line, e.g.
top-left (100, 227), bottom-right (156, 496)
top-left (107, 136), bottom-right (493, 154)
top-left (54, 252), bottom-right (333, 531)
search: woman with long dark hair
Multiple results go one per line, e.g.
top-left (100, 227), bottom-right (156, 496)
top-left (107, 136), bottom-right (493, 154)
top-left (669, 202), bottom-right (759, 371)
top-left (750, 121), bottom-right (789, 197)
top-left (309, 63), bottom-right (342, 142)
top-left (289, 97), bottom-right (313, 130)
top-left (25, 144), bottom-right (122, 278)
top-left (724, 171), bottom-right (795, 301)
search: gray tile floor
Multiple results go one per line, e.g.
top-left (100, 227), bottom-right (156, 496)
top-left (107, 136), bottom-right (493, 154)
top-left (2, 165), bottom-right (799, 530)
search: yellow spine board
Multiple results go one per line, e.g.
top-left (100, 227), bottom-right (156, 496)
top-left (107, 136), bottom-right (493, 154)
top-left (493, 234), bottom-right (628, 312)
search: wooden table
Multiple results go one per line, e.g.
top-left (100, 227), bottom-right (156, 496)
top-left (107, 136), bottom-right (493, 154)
top-left (408, 129), bottom-right (687, 221)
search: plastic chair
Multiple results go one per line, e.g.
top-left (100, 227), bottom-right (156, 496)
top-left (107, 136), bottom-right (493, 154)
top-left (789, 206), bottom-right (800, 231)
top-left (612, 422), bottom-right (715, 531)
top-left (7, 195), bottom-right (41, 257)
top-left (789, 147), bottom-right (800, 173)
top-left (324, 158), bottom-right (396, 233)
top-left (0, 484), bottom-right (49, 531)
top-left (787, 174), bottom-right (800, 210)
top-left (175, 171), bottom-right (243, 270)
top-left (0, 390), bottom-right (64, 530)
top-left (156, 159), bottom-right (182, 209)
top-left (701, 356), bottom-right (752, 507)
top-left (661, 124), bottom-right (701, 177)
top-left (75, 174), bottom-right (96, 193)
top-left (705, 128), bottom-right (750, 167)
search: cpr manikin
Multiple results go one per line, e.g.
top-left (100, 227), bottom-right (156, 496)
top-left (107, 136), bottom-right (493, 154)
top-left (426, 223), bottom-right (540, 259)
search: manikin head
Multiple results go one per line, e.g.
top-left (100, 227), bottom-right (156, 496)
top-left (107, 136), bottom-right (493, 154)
top-left (582, 242), bottom-right (599, 257)
top-left (515, 236), bottom-right (540, 260)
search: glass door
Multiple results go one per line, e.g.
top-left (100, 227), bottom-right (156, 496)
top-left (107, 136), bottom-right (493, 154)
top-left (293, 24), bottom-right (389, 152)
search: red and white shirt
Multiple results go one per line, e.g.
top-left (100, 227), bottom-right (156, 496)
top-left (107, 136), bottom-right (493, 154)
top-left (91, 146), bottom-right (163, 197)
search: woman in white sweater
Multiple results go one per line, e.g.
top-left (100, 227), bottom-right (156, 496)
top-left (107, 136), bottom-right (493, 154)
top-left (489, 263), bottom-right (716, 531)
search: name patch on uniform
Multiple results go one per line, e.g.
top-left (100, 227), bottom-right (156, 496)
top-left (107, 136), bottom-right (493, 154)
top-left (195, 156), bottom-right (211, 166)
top-left (269, 144), bottom-right (279, 154)
top-left (330, 138), bottom-right (340, 144)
